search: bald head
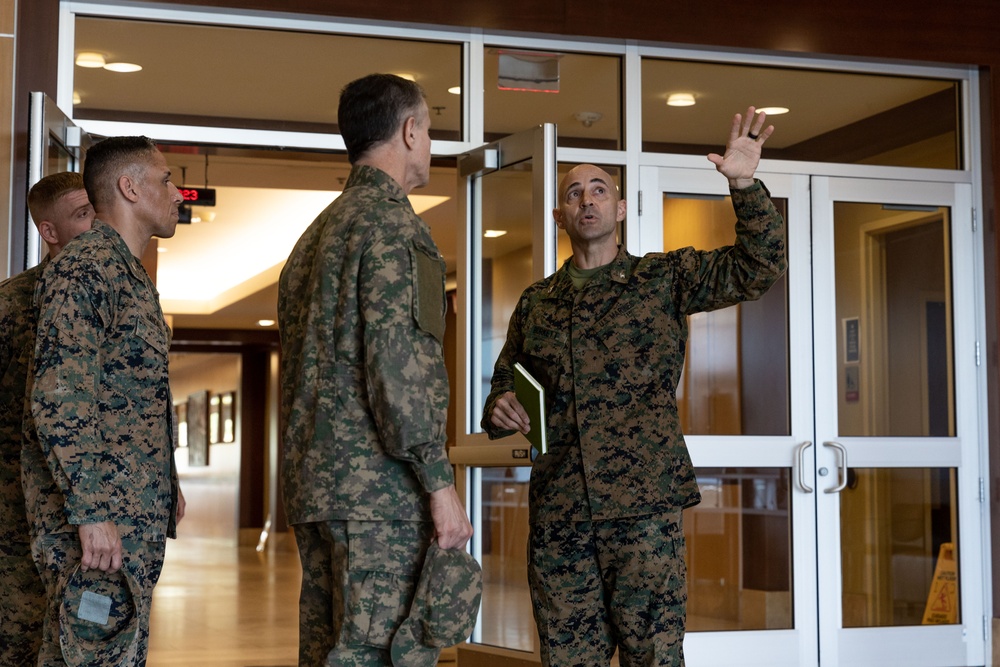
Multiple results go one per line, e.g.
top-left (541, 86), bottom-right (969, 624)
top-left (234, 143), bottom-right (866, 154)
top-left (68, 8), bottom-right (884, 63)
top-left (557, 164), bottom-right (621, 205)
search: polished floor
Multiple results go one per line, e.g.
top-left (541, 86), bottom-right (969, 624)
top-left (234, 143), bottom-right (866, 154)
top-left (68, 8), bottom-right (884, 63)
top-left (147, 536), bottom-right (301, 667)
top-left (145, 534), bottom-right (463, 667)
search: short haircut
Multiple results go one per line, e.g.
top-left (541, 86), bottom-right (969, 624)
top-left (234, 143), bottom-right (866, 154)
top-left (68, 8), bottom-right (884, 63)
top-left (338, 73), bottom-right (426, 164)
top-left (83, 136), bottom-right (160, 208)
top-left (27, 171), bottom-right (85, 223)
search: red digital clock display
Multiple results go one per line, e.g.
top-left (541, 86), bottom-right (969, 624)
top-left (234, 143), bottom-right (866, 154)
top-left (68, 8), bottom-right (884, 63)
top-left (178, 187), bottom-right (216, 206)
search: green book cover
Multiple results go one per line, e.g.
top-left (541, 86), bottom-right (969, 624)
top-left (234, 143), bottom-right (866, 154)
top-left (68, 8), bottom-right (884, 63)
top-left (513, 362), bottom-right (547, 455)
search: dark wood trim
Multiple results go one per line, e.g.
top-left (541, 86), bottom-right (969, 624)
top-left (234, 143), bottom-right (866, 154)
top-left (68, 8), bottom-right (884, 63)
top-left (13, 0), bottom-right (59, 275)
top-left (239, 350), bottom-right (269, 530)
top-left (982, 65), bottom-right (1000, 615)
top-left (780, 89), bottom-right (959, 165)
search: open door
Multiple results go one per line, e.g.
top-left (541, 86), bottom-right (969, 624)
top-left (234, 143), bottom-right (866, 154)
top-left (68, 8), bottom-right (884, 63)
top-left (24, 92), bottom-right (91, 270)
top-left (451, 124), bottom-right (557, 666)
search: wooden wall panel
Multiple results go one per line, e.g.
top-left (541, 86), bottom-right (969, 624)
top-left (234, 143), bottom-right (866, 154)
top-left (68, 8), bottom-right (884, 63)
top-left (0, 0), bottom-right (13, 279)
top-left (129, 0), bottom-right (1000, 68)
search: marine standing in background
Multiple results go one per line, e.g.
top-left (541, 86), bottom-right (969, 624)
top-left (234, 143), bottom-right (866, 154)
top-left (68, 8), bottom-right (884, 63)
top-left (483, 108), bottom-right (787, 666)
top-left (278, 73), bottom-right (473, 666)
top-left (23, 136), bottom-right (184, 666)
top-left (0, 172), bottom-right (94, 666)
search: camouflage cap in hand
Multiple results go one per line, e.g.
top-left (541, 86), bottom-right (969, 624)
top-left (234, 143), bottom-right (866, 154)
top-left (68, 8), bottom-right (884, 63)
top-left (59, 562), bottom-right (141, 667)
top-left (390, 540), bottom-right (483, 667)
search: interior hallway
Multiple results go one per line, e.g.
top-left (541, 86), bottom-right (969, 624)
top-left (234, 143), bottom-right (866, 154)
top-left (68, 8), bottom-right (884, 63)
top-left (147, 537), bottom-right (300, 667)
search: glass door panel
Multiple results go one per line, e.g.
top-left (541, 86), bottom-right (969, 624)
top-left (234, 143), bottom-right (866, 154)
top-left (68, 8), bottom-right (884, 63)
top-left (453, 125), bottom-right (557, 666)
top-left (641, 167), bottom-right (815, 667)
top-left (812, 177), bottom-right (984, 667)
top-left (686, 467), bottom-right (793, 632)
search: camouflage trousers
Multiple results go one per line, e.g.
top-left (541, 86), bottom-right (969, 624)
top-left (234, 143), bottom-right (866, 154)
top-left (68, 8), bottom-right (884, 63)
top-left (31, 532), bottom-right (165, 667)
top-left (527, 511), bottom-right (686, 667)
top-left (0, 546), bottom-right (46, 666)
top-left (294, 519), bottom-right (435, 667)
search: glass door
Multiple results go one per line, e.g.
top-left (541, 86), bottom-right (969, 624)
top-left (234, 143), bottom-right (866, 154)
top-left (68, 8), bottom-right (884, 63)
top-left (812, 177), bottom-right (985, 667)
top-left (452, 125), bottom-right (557, 666)
top-left (638, 166), bottom-right (815, 667)
top-left (25, 92), bottom-right (91, 269)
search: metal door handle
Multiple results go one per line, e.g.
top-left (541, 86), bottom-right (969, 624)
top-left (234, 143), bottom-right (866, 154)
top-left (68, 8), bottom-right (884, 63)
top-left (795, 441), bottom-right (813, 493)
top-left (822, 441), bottom-right (849, 494)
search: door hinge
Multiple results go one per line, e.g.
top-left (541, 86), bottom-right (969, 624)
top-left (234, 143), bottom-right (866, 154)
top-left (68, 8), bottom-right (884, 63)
top-left (638, 190), bottom-right (643, 217)
top-left (984, 615), bottom-right (989, 641)
top-left (980, 477), bottom-right (986, 503)
top-left (972, 207), bottom-right (978, 233)
top-left (976, 340), bottom-right (981, 367)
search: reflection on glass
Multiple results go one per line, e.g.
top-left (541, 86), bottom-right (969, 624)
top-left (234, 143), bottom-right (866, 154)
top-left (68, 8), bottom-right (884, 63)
top-left (485, 48), bottom-right (622, 149)
top-left (74, 17), bottom-right (463, 138)
top-left (641, 58), bottom-right (961, 169)
top-left (46, 140), bottom-right (72, 176)
top-left (684, 467), bottom-right (792, 631)
top-left (477, 165), bottom-right (535, 420)
top-left (840, 468), bottom-right (959, 627)
top-left (833, 203), bottom-right (954, 437)
top-left (473, 467), bottom-right (537, 652)
top-left (664, 195), bottom-right (790, 436)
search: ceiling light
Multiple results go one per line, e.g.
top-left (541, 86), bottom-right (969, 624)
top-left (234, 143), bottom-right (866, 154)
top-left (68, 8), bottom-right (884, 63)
top-left (75, 52), bottom-right (106, 68)
top-left (157, 247), bottom-right (168, 253)
top-left (448, 86), bottom-right (461, 95)
top-left (757, 106), bottom-right (790, 115)
top-left (394, 73), bottom-right (416, 81)
top-left (574, 111), bottom-right (602, 128)
top-left (72, 91), bottom-right (81, 105)
top-left (103, 62), bottom-right (142, 73)
top-left (666, 93), bottom-right (696, 107)
top-left (484, 229), bottom-right (507, 238)
top-left (258, 319), bottom-right (276, 327)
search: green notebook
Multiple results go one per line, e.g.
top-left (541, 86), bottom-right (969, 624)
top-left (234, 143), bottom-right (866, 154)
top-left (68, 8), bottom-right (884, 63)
top-left (513, 362), bottom-right (547, 455)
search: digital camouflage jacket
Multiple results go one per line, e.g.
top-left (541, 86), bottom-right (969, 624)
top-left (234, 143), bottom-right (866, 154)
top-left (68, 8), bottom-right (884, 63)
top-left (278, 165), bottom-right (454, 525)
top-left (483, 180), bottom-right (787, 523)
top-left (24, 220), bottom-right (177, 541)
top-left (0, 259), bottom-right (45, 553)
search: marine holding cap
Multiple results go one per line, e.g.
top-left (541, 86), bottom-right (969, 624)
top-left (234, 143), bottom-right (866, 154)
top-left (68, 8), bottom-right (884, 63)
top-left (278, 73), bottom-right (474, 666)
top-left (23, 137), bottom-right (185, 666)
top-left (483, 108), bottom-right (786, 666)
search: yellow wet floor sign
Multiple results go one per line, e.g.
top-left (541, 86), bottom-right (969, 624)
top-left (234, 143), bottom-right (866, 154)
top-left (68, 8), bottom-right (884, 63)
top-left (922, 542), bottom-right (957, 625)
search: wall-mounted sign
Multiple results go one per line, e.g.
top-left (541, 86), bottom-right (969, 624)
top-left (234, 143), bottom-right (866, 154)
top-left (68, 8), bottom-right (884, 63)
top-left (178, 187), bottom-right (216, 206)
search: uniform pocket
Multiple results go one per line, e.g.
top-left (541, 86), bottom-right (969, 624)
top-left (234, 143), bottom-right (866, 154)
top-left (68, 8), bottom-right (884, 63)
top-left (132, 315), bottom-right (170, 359)
top-left (409, 242), bottom-right (446, 344)
top-left (340, 520), bottom-right (428, 648)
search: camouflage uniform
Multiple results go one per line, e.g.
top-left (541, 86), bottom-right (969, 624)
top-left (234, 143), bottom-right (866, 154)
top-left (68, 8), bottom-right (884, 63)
top-left (278, 165), bottom-right (453, 666)
top-left (483, 181), bottom-right (786, 666)
top-left (23, 219), bottom-right (178, 666)
top-left (0, 260), bottom-right (48, 666)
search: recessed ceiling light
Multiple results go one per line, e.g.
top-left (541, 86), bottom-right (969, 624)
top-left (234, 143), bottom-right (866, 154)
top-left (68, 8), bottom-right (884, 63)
top-left (667, 93), bottom-right (696, 107)
top-left (103, 62), bottom-right (142, 73)
top-left (72, 91), bottom-right (81, 105)
top-left (448, 86), bottom-right (461, 95)
top-left (75, 52), bottom-right (106, 68)
top-left (484, 229), bottom-right (507, 238)
top-left (157, 247), bottom-right (167, 253)
top-left (757, 106), bottom-right (790, 115)
top-left (394, 73), bottom-right (416, 81)
top-left (258, 319), bottom-right (276, 327)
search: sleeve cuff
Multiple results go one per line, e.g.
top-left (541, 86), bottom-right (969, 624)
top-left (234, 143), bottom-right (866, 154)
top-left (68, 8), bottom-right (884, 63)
top-left (414, 457), bottom-right (455, 493)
